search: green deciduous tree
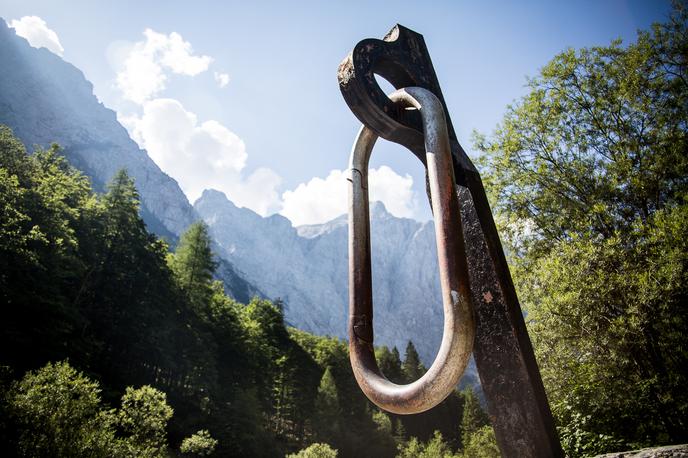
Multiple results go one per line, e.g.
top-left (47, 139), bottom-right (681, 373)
top-left (180, 429), bottom-right (218, 456)
top-left (7, 361), bottom-right (117, 457)
top-left (0, 126), bottom-right (95, 370)
top-left (475, 2), bottom-right (688, 455)
top-left (118, 385), bottom-right (173, 457)
top-left (5, 361), bottom-right (175, 457)
top-left (287, 442), bottom-right (338, 458)
top-left (459, 425), bottom-right (499, 458)
top-left (397, 431), bottom-right (458, 458)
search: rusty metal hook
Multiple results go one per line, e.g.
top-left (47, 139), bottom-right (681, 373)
top-left (347, 87), bottom-right (475, 415)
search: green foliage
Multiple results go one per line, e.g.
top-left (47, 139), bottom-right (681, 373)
top-left (169, 221), bottom-right (216, 312)
top-left (314, 366), bottom-right (340, 443)
top-left (118, 386), bottom-right (173, 457)
top-left (397, 431), bottom-right (458, 458)
top-left (287, 442), bottom-right (338, 458)
top-left (524, 204), bottom-right (688, 454)
top-left (4, 361), bottom-right (174, 457)
top-left (396, 422), bottom-right (499, 458)
top-left (0, 125), bottom-right (477, 457)
top-left (460, 388), bottom-right (489, 448)
top-left (402, 341), bottom-right (425, 382)
top-left (7, 361), bottom-right (117, 457)
top-left (0, 126), bottom-right (95, 370)
top-left (180, 430), bottom-right (218, 456)
top-left (476, 3), bottom-right (688, 455)
top-left (459, 425), bottom-right (500, 458)
top-left (373, 410), bottom-right (393, 436)
top-left (376, 346), bottom-right (404, 383)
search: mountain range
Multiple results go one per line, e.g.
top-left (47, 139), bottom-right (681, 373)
top-left (0, 19), bottom-right (478, 384)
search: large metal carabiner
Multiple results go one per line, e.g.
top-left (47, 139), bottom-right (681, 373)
top-left (347, 87), bottom-right (475, 415)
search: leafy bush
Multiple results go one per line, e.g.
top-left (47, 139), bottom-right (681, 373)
top-left (180, 429), bottom-right (218, 456)
top-left (460, 425), bottom-right (500, 458)
top-left (5, 361), bottom-right (174, 457)
top-left (287, 442), bottom-right (338, 458)
top-left (397, 431), bottom-right (458, 458)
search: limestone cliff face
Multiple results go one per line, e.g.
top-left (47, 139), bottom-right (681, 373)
top-left (0, 19), bottom-right (193, 238)
top-left (195, 189), bottom-right (479, 385)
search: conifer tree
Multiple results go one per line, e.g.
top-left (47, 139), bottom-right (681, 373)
top-left (314, 367), bottom-right (340, 448)
top-left (402, 342), bottom-right (424, 382)
top-left (460, 388), bottom-right (489, 449)
top-left (376, 346), bottom-right (404, 383)
top-left (170, 222), bottom-right (216, 313)
top-left (316, 367), bottom-right (339, 417)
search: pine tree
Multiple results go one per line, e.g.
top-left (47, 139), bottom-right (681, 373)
top-left (85, 169), bottom-right (180, 386)
top-left (402, 342), bottom-right (424, 382)
top-left (170, 222), bottom-right (216, 313)
top-left (376, 346), bottom-right (404, 383)
top-left (103, 170), bottom-right (145, 240)
top-left (316, 367), bottom-right (339, 415)
top-left (314, 367), bottom-right (340, 445)
top-left (460, 388), bottom-right (489, 449)
top-left (393, 418), bottom-right (407, 447)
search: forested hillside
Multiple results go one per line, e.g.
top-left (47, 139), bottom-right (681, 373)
top-left (0, 126), bottom-right (492, 457)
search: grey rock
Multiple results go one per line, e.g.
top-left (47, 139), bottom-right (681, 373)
top-left (595, 444), bottom-right (688, 457)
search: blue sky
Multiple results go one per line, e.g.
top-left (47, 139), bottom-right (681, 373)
top-left (2, 0), bottom-right (673, 224)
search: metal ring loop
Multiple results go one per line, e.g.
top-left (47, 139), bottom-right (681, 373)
top-left (347, 87), bottom-right (475, 415)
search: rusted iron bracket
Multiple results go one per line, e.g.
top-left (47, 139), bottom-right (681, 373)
top-left (338, 25), bottom-right (563, 457)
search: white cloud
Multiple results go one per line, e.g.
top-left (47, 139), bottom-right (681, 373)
top-left (368, 165), bottom-right (418, 218)
top-left (122, 98), bottom-right (282, 214)
top-left (116, 29), bottom-right (213, 104)
top-left (280, 166), bottom-right (418, 226)
top-left (120, 96), bottom-right (419, 223)
top-left (10, 16), bottom-right (64, 56)
top-left (112, 28), bottom-right (419, 225)
top-left (214, 71), bottom-right (230, 88)
top-left (280, 170), bottom-right (348, 226)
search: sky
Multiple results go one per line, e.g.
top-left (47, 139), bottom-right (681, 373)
top-left (1, 0), bottom-right (674, 225)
